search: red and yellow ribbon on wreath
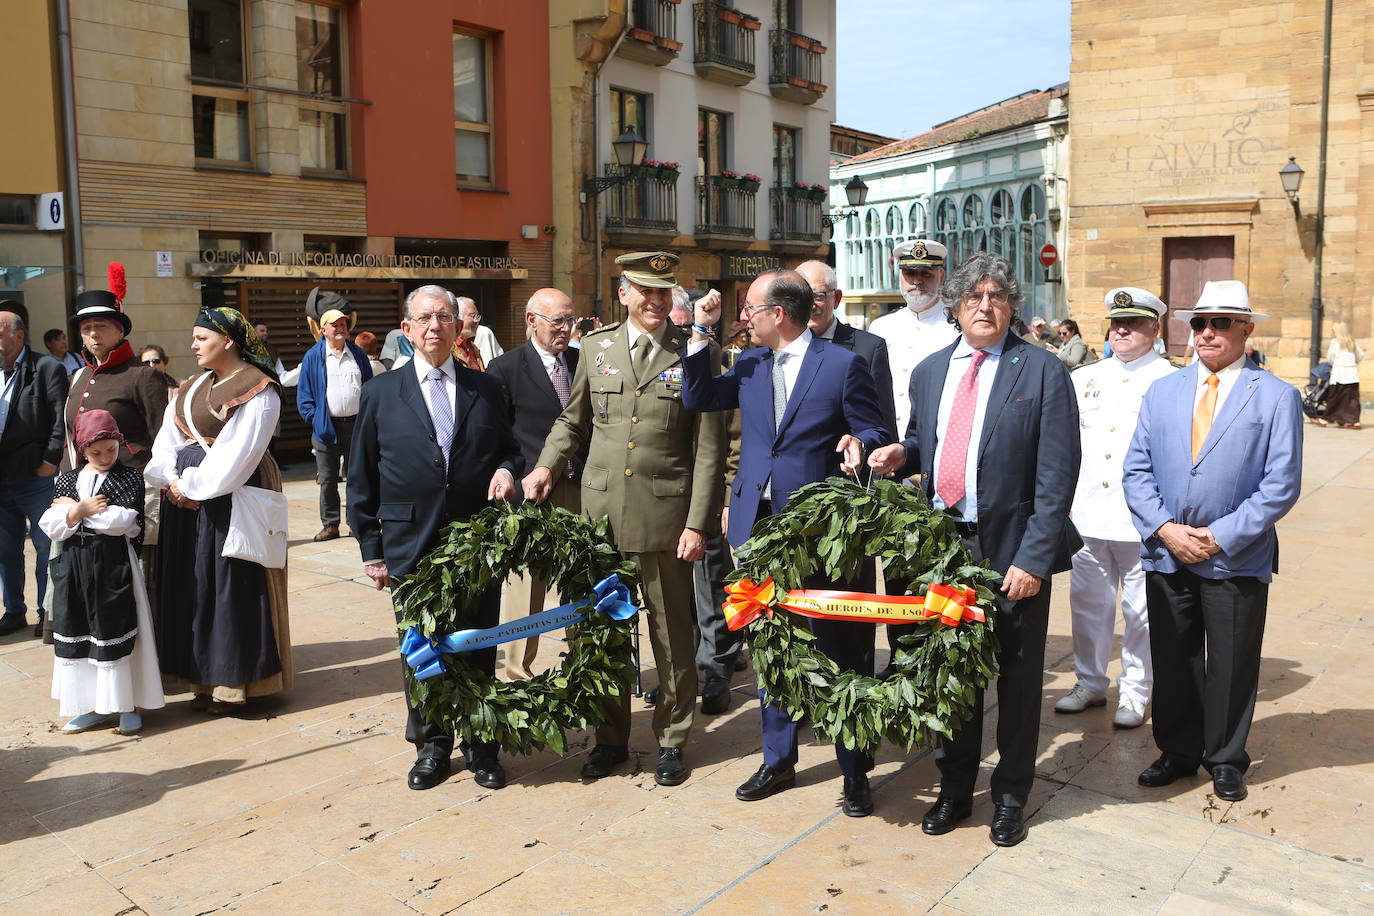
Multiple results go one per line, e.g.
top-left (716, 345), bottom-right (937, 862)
top-left (723, 577), bottom-right (985, 632)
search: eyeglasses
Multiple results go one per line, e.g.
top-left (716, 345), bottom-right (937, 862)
top-left (408, 311), bottom-right (456, 326)
top-left (142, 358), bottom-right (165, 366)
top-left (962, 289), bottom-right (1010, 307)
top-left (810, 289), bottom-right (835, 301)
top-left (1058, 330), bottom-right (1072, 338)
top-left (1189, 316), bottom-right (1238, 332)
top-left (531, 313), bottom-right (575, 328)
top-left (740, 302), bottom-right (780, 317)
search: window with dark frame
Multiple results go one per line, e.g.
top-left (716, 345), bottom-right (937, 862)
top-left (610, 88), bottom-right (650, 153)
top-left (453, 31), bottom-right (494, 186)
top-left (697, 108), bottom-right (729, 175)
top-left (188, 0), bottom-right (252, 166)
top-left (772, 125), bottom-right (797, 186)
top-left (0, 196), bottom-right (35, 226)
top-left (296, 0), bottom-right (348, 174)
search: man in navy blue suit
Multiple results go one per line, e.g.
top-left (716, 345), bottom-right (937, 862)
top-left (869, 252), bottom-right (1081, 847)
top-left (681, 268), bottom-right (890, 817)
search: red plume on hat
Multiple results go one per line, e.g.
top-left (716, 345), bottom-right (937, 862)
top-left (108, 262), bottom-right (127, 306)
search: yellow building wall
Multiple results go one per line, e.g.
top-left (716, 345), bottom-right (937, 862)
top-left (0, 0), bottom-right (62, 193)
top-left (1068, 0), bottom-right (1374, 383)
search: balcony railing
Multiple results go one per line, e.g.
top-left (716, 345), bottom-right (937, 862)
top-left (769, 28), bottom-right (827, 104)
top-left (769, 188), bottom-right (823, 245)
top-left (693, 2), bottom-right (756, 86)
top-left (622, 0), bottom-right (682, 66)
top-left (696, 175), bottom-right (756, 242)
top-left (603, 164), bottom-right (679, 238)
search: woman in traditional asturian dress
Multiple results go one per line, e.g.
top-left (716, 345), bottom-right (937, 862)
top-left (145, 308), bottom-right (293, 714)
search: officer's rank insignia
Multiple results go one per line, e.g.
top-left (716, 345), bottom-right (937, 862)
top-left (1114, 290), bottom-right (1133, 307)
top-left (649, 255), bottom-right (671, 272)
top-left (912, 242), bottom-right (927, 259)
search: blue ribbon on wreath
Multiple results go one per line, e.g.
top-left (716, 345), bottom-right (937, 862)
top-left (400, 573), bottom-right (637, 681)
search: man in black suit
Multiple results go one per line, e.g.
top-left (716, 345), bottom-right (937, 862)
top-left (0, 301), bottom-right (68, 637)
top-left (869, 252), bottom-right (1080, 847)
top-left (486, 289), bottom-right (585, 679)
top-left (348, 285), bottom-right (522, 791)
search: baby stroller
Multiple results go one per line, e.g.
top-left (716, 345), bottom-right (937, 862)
top-left (1303, 361), bottom-right (1331, 421)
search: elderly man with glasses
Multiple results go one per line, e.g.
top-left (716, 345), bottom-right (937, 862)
top-left (486, 289), bottom-right (586, 680)
top-left (869, 252), bottom-right (1081, 846)
top-left (1123, 279), bottom-right (1303, 804)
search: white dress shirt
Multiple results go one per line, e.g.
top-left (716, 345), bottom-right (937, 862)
top-left (144, 385), bottom-right (281, 502)
top-left (412, 351), bottom-right (457, 428)
top-left (1071, 350), bottom-right (1176, 541)
top-left (531, 340), bottom-right (563, 381)
top-left (324, 343), bottom-right (362, 417)
top-left (868, 303), bottom-right (960, 437)
top-left (930, 334), bottom-right (1007, 523)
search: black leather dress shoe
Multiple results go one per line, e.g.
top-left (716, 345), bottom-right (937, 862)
top-left (408, 756), bottom-right (451, 791)
top-left (841, 774), bottom-right (873, 817)
top-left (470, 756), bottom-right (506, 790)
top-left (0, 614), bottom-right (27, 637)
top-left (643, 686), bottom-right (660, 707)
top-left (654, 747), bottom-right (688, 786)
top-left (700, 675), bottom-right (731, 715)
top-left (1138, 754), bottom-right (1199, 788)
top-left (580, 744), bottom-right (628, 780)
top-left (1210, 764), bottom-right (1247, 801)
top-left (921, 797), bottom-right (973, 835)
top-left (990, 804), bottom-right (1028, 847)
top-left (33, 613), bottom-right (44, 639)
top-left (735, 764), bottom-right (796, 801)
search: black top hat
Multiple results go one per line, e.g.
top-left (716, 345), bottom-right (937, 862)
top-left (70, 289), bottom-right (132, 337)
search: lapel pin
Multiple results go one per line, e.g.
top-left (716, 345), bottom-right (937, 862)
top-left (1011, 356), bottom-right (1020, 365)
top-left (595, 352), bottom-right (606, 366)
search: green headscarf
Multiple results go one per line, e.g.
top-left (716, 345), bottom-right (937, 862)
top-left (195, 307), bottom-right (279, 382)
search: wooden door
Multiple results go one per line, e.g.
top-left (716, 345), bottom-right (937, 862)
top-left (1162, 237), bottom-right (1234, 356)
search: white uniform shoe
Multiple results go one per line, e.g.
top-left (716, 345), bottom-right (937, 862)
top-left (1113, 698), bottom-right (1147, 729)
top-left (1054, 684), bottom-right (1107, 713)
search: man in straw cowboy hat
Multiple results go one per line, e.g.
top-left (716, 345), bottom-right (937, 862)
top-left (1123, 279), bottom-right (1303, 803)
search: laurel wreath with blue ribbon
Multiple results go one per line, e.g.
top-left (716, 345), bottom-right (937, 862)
top-left (393, 501), bottom-right (640, 756)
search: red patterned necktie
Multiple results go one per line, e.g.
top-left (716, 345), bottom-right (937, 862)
top-left (936, 349), bottom-right (988, 510)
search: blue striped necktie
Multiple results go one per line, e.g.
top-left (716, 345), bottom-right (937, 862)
top-left (427, 367), bottom-right (452, 469)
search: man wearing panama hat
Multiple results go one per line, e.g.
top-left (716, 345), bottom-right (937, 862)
top-left (1057, 288), bottom-right (1175, 730)
top-left (1123, 279), bottom-right (1303, 802)
top-left (297, 288), bottom-right (374, 541)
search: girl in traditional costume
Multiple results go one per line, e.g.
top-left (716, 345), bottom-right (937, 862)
top-left (42, 410), bottom-right (165, 735)
top-left (145, 308), bottom-right (293, 714)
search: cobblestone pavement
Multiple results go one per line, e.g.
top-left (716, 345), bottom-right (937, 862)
top-left (2, 428), bottom-right (1371, 914)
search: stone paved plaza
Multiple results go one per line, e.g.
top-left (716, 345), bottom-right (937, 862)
top-left (1, 427), bottom-right (1371, 914)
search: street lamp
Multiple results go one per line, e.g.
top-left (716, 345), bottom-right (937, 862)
top-left (1279, 157), bottom-right (1304, 216)
top-left (583, 129), bottom-right (649, 197)
top-left (822, 175), bottom-right (870, 229)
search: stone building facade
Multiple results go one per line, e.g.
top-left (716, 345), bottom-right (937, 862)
top-left (1069, 0), bottom-right (1373, 381)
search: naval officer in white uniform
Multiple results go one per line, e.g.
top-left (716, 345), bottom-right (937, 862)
top-left (1056, 287), bottom-right (1176, 728)
top-left (867, 239), bottom-right (959, 439)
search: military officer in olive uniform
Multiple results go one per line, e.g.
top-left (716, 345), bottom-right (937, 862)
top-left (523, 251), bottom-right (727, 787)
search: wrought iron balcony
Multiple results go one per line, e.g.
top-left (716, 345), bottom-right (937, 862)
top-left (621, 0), bottom-right (682, 67)
top-left (693, 2), bottom-right (757, 86)
top-left (695, 175), bottom-right (756, 245)
top-left (769, 28), bottom-right (827, 104)
top-left (602, 163), bottom-right (680, 246)
top-left (769, 187), bottom-right (823, 249)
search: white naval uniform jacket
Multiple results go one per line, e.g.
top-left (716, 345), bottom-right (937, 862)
top-left (1070, 350), bottom-right (1176, 542)
top-left (867, 303), bottom-right (959, 437)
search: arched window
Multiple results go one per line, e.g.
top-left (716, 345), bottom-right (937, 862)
top-left (1020, 184), bottom-right (1045, 221)
top-left (935, 198), bottom-right (957, 232)
top-left (885, 205), bottom-right (903, 236)
top-left (961, 194), bottom-right (984, 229)
top-left (990, 189), bottom-right (1013, 226)
top-left (908, 201), bottom-right (926, 235)
top-left (864, 208), bottom-right (880, 237)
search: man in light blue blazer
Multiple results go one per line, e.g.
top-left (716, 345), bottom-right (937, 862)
top-left (1122, 280), bottom-right (1303, 803)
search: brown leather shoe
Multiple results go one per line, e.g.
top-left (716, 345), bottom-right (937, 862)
top-left (313, 525), bottom-right (341, 541)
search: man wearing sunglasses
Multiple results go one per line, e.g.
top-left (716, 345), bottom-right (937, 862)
top-left (1058, 289), bottom-right (1176, 731)
top-left (1123, 279), bottom-right (1303, 804)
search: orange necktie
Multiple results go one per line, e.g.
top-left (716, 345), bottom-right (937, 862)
top-left (1191, 373), bottom-right (1220, 462)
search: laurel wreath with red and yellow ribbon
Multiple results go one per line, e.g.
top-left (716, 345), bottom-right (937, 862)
top-left (727, 477), bottom-right (1002, 754)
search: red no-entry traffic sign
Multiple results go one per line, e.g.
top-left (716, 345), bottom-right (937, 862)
top-left (1039, 243), bottom-right (1058, 267)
